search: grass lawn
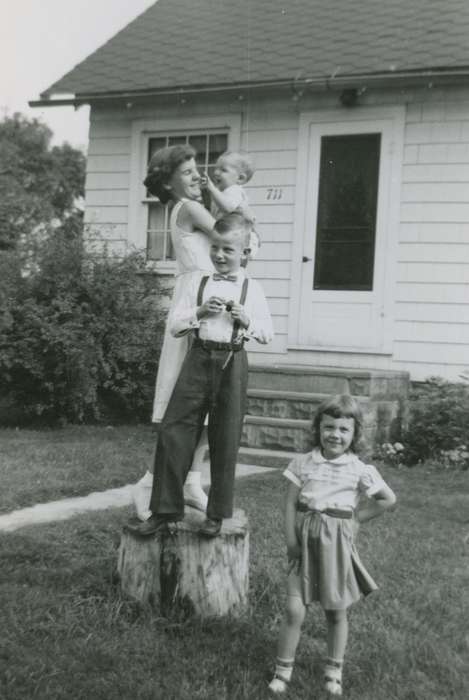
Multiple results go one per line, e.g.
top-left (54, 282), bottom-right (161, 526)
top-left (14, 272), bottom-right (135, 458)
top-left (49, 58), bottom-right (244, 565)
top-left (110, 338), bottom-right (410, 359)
top-left (0, 426), bottom-right (157, 513)
top-left (1, 451), bottom-right (468, 699)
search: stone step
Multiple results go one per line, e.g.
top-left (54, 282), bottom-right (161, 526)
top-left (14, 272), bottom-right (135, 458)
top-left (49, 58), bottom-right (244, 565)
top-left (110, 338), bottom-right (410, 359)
top-left (241, 409), bottom-right (380, 454)
top-left (247, 389), bottom-right (329, 421)
top-left (248, 364), bottom-right (409, 399)
top-left (237, 446), bottom-right (295, 469)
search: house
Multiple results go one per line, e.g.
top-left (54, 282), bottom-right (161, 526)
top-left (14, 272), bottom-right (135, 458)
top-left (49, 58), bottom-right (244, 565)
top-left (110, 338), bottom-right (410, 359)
top-left (31, 0), bottom-right (469, 449)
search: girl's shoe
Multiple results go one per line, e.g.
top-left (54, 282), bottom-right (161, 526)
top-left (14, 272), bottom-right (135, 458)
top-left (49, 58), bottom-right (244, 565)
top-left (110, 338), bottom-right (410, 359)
top-left (268, 674), bottom-right (289, 695)
top-left (324, 663), bottom-right (342, 696)
top-left (132, 471), bottom-right (153, 521)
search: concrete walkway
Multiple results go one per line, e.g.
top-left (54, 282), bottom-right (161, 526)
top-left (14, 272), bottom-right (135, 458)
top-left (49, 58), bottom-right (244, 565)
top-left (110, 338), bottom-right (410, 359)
top-left (0, 461), bottom-right (277, 533)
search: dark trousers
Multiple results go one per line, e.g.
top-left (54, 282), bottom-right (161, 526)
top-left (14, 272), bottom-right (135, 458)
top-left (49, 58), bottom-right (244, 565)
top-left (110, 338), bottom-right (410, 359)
top-left (149, 344), bottom-right (248, 521)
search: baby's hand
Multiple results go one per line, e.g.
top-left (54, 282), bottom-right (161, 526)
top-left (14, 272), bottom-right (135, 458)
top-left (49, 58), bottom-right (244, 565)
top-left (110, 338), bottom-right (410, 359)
top-left (229, 302), bottom-right (249, 329)
top-left (201, 171), bottom-right (215, 191)
top-left (197, 296), bottom-right (225, 319)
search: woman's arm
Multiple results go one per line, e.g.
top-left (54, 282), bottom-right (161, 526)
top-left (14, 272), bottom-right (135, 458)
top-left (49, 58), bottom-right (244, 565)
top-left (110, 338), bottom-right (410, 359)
top-left (285, 481), bottom-right (301, 561)
top-left (355, 484), bottom-right (396, 524)
top-left (178, 199), bottom-right (215, 234)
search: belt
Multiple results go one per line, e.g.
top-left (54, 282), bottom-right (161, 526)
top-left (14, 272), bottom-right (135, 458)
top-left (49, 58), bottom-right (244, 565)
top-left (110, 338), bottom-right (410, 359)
top-left (193, 338), bottom-right (244, 352)
top-left (296, 503), bottom-right (353, 519)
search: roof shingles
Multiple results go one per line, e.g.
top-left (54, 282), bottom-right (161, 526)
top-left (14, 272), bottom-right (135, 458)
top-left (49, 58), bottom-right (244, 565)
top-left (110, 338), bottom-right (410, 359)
top-left (44, 0), bottom-right (469, 98)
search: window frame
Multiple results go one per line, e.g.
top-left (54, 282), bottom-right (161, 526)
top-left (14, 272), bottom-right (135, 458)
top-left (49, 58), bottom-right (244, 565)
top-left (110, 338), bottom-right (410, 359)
top-left (128, 115), bottom-right (242, 273)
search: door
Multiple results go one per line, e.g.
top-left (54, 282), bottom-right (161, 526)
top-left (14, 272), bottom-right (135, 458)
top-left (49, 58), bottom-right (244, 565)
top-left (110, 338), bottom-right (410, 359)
top-left (290, 109), bottom-right (403, 353)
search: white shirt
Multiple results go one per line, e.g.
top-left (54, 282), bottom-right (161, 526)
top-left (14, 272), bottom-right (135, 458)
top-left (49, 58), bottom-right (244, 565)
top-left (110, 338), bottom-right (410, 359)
top-left (169, 269), bottom-right (273, 345)
top-left (284, 449), bottom-right (388, 512)
top-left (210, 184), bottom-right (251, 220)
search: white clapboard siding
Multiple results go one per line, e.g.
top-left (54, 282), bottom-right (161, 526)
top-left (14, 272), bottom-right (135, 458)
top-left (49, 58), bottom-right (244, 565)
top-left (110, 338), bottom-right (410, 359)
top-left (418, 143), bottom-right (469, 163)
top-left (401, 202), bottom-right (469, 223)
top-left (395, 282), bottom-right (469, 304)
top-left (396, 302), bottom-right (469, 324)
top-left (252, 242), bottom-right (291, 261)
top-left (403, 163), bottom-right (469, 182)
top-left (395, 321), bottom-right (469, 344)
top-left (87, 137), bottom-right (132, 156)
top-left (251, 151), bottom-right (298, 169)
top-left (255, 223), bottom-right (293, 242)
top-left (85, 189), bottom-right (129, 207)
top-left (84, 206), bottom-right (128, 225)
top-left (86, 172), bottom-right (130, 190)
top-left (398, 262), bottom-right (469, 284)
top-left (402, 182), bottom-right (469, 203)
top-left (241, 128), bottom-right (298, 152)
top-left (249, 260), bottom-right (291, 280)
top-left (394, 341), bottom-right (469, 365)
top-left (399, 222), bottom-right (469, 243)
top-left (250, 169), bottom-right (297, 186)
top-left (87, 155), bottom-right (130, 173)
top-left (398, 243), bottom-right (469, 264)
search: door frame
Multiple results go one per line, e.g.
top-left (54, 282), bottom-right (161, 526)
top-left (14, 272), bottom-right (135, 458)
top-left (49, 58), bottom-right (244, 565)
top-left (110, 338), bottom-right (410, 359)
top-left (288, 105), bottom-right (405, 354)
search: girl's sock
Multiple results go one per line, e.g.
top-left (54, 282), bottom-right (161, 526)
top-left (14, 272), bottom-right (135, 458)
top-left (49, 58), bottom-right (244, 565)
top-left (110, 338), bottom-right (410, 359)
top-left (324, 657), bottom-right (343, 696)
top-left (268, 658), bottom-right (294, 695)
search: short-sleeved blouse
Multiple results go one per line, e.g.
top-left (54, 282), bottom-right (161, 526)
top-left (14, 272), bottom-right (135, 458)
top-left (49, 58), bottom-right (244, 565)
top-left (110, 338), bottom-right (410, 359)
top-left (283, 449), bottom-right (387, 512)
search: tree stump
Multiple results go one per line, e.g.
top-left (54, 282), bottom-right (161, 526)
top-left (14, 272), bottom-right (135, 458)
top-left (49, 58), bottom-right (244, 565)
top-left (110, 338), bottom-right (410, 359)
top-left (117, 507), bottom-right (249, 619)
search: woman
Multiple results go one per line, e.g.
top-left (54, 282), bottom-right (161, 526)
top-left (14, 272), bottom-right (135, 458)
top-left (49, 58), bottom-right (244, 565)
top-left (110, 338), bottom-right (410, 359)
top-left (133, 144), bottom-right (216, 520)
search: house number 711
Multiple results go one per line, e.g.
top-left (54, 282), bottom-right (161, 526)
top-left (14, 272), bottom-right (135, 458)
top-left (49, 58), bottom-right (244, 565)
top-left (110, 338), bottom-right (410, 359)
top-left (266, 188), bottom-right (283, 200)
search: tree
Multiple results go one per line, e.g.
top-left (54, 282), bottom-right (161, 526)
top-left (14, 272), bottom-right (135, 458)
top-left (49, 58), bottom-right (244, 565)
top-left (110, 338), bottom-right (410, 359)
top-left (0, 113), bottom-right (86, 251)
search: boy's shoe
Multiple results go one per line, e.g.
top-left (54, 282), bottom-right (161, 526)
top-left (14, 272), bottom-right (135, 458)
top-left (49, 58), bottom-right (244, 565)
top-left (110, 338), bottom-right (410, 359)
top-left (199, 518), bottom-right (222, 537)
top-left (127, 515), bottom-right (178, 537)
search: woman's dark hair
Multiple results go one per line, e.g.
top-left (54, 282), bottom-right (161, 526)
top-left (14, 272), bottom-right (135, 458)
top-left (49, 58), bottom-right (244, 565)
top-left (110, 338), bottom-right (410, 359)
top-left (143, 144), bottom-right (196, 203)
top-left (311, 394), bottom-right (364, 453)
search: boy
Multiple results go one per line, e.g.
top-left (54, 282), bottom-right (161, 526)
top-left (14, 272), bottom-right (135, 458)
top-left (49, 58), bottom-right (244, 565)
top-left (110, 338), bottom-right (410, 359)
top-left (203, 151), bottom-right (260, 262)
top-left (136, 212), bottom-right (273, 538)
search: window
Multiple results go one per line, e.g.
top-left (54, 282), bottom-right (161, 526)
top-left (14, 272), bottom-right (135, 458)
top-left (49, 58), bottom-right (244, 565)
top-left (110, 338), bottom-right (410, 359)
top-left (145, 132), bottom-right (228, 262)
top-left (313, 133), bottom-right (381, 291)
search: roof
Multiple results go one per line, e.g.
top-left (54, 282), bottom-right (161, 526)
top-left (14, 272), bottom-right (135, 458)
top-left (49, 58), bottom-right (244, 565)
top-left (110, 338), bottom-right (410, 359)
top-left (42, 0), bottom-right (469, 99)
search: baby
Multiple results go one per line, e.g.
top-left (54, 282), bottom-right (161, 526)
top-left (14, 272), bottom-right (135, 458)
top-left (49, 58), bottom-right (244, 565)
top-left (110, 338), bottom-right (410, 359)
top-left (203, 151), bottom-right (260, 262)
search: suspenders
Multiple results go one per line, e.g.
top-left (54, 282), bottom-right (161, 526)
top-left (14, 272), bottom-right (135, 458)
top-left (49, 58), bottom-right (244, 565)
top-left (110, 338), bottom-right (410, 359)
top-left (196, 275), bottom-right (249, 346)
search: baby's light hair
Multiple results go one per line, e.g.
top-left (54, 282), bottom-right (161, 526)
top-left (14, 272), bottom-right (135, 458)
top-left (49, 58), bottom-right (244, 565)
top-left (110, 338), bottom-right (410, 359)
top-left (219, 151), bottom-right (255, 183)
top-left (213, 212), bottom-right (252, 248)
top-left (311, 394), bottom-right (364, 453)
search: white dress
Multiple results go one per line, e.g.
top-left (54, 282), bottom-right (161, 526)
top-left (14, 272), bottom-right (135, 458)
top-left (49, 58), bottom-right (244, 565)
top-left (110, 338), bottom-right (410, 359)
top-left (151, 199), bottom-right (214, 422)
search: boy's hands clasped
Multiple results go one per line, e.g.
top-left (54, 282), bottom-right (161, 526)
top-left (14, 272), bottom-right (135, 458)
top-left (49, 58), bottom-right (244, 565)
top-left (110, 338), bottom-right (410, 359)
top-left (197, 297), bottom-right (250, 329)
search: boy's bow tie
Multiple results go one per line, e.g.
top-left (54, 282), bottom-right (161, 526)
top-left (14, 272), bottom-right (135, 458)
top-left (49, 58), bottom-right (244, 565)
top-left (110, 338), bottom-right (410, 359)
top-left (213, 273), bottom-right (238, 282)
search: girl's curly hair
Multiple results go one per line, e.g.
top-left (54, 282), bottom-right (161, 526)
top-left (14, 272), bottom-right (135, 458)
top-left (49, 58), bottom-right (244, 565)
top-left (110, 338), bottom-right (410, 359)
top-left (311, 394), bottom-right (364, 453)
top-left (143, 144), bottom-right (196, 203)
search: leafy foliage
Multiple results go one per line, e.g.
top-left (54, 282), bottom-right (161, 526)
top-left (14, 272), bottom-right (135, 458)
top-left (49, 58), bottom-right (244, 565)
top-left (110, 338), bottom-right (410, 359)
top-left (0, 217), bottom-right (165, 424)
top-left (402, 377), bottom-right (469, 467)
top-left (0, 113), bottom-right (85, 251)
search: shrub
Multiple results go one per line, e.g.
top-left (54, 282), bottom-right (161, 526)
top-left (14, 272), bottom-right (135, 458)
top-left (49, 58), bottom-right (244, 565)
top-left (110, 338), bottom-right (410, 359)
top-left (0, 216), bottom-right (165, 424)
top-left (402, 377), bottom-right (469, 468)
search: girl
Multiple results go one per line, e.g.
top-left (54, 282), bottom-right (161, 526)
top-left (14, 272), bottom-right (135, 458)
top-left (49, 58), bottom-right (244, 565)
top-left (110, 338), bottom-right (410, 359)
top-left (269, 394), bottom-right (396, 697)
top-left (132, 144), bottom-right (216, 520)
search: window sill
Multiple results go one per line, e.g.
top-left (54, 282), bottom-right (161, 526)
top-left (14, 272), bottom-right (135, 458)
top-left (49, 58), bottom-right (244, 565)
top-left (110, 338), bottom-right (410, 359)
top-left (140, 261), bottom-right (177, 276)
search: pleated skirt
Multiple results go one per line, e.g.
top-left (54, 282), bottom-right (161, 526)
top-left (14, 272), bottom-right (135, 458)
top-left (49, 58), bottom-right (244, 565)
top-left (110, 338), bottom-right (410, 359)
top-left (288, 510), bottom-right (378, 610)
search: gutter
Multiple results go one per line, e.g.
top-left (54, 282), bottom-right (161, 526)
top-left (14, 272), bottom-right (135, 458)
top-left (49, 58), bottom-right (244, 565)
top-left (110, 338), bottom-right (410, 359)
top-left (29, 67), bottom-right (469, 108)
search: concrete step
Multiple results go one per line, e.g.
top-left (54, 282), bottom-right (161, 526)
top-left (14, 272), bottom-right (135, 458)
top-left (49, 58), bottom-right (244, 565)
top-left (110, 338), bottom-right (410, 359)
top-left (248, 364), bottom-right (409, 399)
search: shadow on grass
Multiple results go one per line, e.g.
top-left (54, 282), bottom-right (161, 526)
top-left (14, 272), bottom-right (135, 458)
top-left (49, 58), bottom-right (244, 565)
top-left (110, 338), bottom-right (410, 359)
top-left (1, 468), bottom-right (469, 699)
